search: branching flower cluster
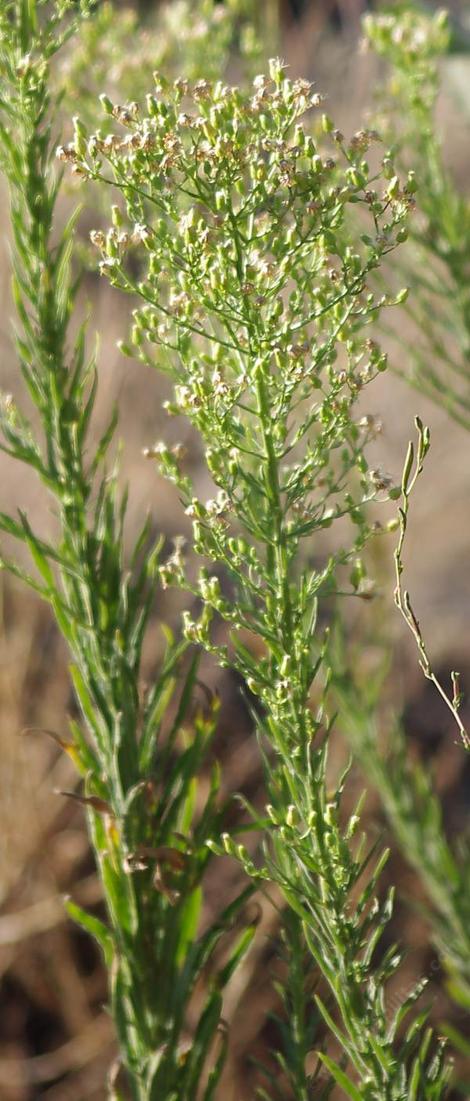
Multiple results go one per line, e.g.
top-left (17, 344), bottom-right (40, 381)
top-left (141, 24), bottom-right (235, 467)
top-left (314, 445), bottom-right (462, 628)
top-left (70, 64), bottom-right (451, 1099)
top-left (58, 0), bottom-right (260, 133)
top-left (1, 0), bottom-right (464, 1093)
top-left (69, 64), bottom-right (413, 691)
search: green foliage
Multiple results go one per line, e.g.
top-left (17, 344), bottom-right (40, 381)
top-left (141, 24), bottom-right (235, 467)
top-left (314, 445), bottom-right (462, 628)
top-left (327, 9), bottom-right (470, 1072)
top-left (364, 5), bottom-right (470, 429)
top-left (58, 0), bottom-right (262, 130)
top-left (256, 913), bottom-right (329, 1101)
top-left (333, 641), bottom-right (470, 1000)
top-left (0, 3), bottom-right (255, 1097)
top-left (4, 0), bottom-right (470, 1096)
top-left (79, 62), bottom-right (451, 1098)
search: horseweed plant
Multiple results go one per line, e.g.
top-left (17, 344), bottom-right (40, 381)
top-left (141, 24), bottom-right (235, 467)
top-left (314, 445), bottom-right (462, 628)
top-left (330, 422), bottom-right (470, 1062)
top-left (363, 9), bottom-right (470, 736)
top-left (321, 5), bottom-right (470, 1063)
top-left (71, 64), bottom-right (452, 1097)
top-left (0, 4), bottom-right (259, 1099)
top-left (364, 6), bottom-right (470, 431)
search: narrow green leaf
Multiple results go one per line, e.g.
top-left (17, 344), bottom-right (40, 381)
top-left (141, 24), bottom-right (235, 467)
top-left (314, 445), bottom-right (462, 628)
top-left (65, 898), bottom-right (114, 967)
top-left (316, 1054), bottom-right (362, 1101)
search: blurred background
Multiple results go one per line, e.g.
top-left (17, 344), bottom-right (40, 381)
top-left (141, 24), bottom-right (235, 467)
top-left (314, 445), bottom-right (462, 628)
top-left (1, 0), bottom-right (470, 1097)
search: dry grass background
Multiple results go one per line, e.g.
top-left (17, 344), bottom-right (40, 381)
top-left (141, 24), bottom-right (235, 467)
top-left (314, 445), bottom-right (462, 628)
top-left (1, 1), bottom-right (470, 1096)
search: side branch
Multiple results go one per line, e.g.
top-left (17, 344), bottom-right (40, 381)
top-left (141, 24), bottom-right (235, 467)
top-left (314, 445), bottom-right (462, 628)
top-left (394, 415), bottom-right (469, 750)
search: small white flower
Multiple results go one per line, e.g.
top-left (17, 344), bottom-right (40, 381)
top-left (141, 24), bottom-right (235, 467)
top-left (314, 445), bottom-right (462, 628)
top-left (132, 223), bottom-right (151, 244)
top-left (99, 257), bottom-right (118, 275)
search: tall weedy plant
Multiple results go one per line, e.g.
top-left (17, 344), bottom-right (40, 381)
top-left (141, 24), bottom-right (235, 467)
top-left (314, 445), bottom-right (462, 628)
top-left (364, 5), bottom-right (470, 430)
top-left (328, 5), bottom-right (470, 1065)
top-left (72, 63), bottom-right (451, 1097)
top-left (0, 3), bottom-right (258, 1098)
top-left (361, 6), bottom-right (470, 747)
top-left (363, 9), bottom-right (470, 746)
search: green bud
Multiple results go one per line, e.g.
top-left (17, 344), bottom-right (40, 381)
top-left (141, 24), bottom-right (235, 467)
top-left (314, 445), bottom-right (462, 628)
top-left (406, 170), bottom-right (418, 194)
top-left (293, 125), bottom-right (305, 148)
top-left (99, 94), bottom-right (113, 115)
top-left (268, 57), bottom-right (285, 84)
top-left (387, 175), bottom-right (400, 198)
top-left (72, 116), bottom-right (86, 158)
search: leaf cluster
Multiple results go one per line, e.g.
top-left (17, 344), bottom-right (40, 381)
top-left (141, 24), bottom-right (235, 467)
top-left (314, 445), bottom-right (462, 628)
top-left (0, 5), bottom-right (256, 1098)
